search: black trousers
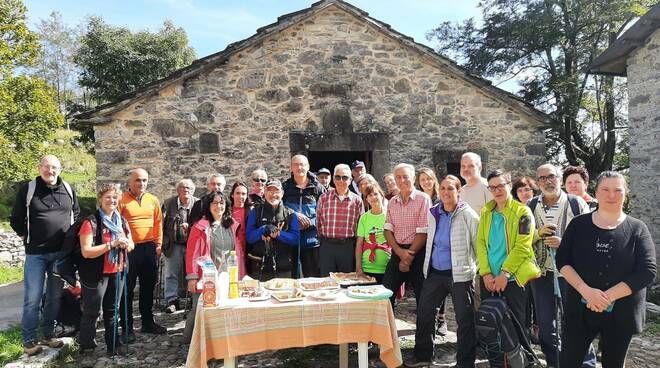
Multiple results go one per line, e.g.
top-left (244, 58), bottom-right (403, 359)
top-left (80, 274), bottom-right (124, 352)
top-left (479, 277), bottom-right (528, 329)
top-left (382, 244), bottom-right (425, 306)
top-left (292, 246), bottom-right (320, 278)
top-left (561, 309), bottom-right (633, 368)
top-left (120, 242), bottom-right (158, 331)
top-left (319, 237), bottom-right (356, 277)
top-left (414, 269), bottom-right (476, 365)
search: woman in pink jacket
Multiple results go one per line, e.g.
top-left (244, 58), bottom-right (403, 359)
top-left (183, 191), bottom-right (238, 343)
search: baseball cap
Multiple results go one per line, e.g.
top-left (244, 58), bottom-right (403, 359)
top-left (350, 160), bottom-right (365, 170)
top-left (265, 179), bottom-right (282, 190)
top-left (317, 168), bottom-right (331, 175)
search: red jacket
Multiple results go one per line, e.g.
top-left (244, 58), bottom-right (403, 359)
top-left (185, 217), bottom-right (242, 293)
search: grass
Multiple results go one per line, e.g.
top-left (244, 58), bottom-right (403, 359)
top-left (0, 325), bottom-right (23, 366)
top-left (0, 264), bottom-right (23, 284)
top-left (644, 313), bottom-right (660, 337)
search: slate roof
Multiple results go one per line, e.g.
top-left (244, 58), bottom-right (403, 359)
top-left (74, 0), bottom-right (553, 126)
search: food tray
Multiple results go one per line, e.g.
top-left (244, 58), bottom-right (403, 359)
top-left (329, 272), bottom-right (377, 286)
top-left (299, 278), bottom-right (340, 291)
top-left (346, 285), bottom-right (393, 300)
top-left (271, 289), bottom-right (305, 303)
top-left (306, 289), bottom-right (341, 301)
top-left (263, 278), bottom-right (299, 290)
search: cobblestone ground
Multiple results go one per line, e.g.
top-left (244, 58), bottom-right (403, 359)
top-left (68, 295), bottom-right (658, 368)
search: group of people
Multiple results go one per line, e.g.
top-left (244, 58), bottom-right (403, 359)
top-left (9, 152), bottom-right (656, 368)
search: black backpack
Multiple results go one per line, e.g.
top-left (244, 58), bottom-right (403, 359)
top-left (53, 214), bottom-right (100, 287)
top-left (476, 296), bottom-right (539, 368)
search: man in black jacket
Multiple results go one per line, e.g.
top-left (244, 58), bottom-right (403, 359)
top-left (10, 155), bottom-right (80, 356)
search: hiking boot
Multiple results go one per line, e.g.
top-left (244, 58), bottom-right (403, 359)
top-left (435, 318), bottom-right (448, 336)
top-left (403, 356), bottom-right (432, 367)
top-left (141, 322), bottom-right (167, 334)
top-left (39, 337), bottom-right (64, 348)
top-left (24, 341), bottom-right (43, 356)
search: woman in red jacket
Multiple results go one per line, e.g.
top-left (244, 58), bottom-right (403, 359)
top-left (183, 191), bottom-right (238, 343)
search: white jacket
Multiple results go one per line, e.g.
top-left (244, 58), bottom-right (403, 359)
top-left (423, 201), bottom-right (480, 282)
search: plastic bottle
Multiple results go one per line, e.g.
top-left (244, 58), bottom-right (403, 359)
top-left (227, 251), bottom-right (239, 299)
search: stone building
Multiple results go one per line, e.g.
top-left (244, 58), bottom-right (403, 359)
top-left (589, 4), bottom-right (660, 264)
top-left (75, 0), bottom-right (552, 200)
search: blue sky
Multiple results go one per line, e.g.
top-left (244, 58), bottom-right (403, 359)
top-left (24, 0), bottom-right (481, 58)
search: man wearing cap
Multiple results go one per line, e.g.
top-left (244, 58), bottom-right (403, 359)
top-left (349, 160), bottom-right (366, 194)
top-left (317, 164), bottom-right (364, 276)
top-left (246, 179), bottom-right (300, 281)
top-left (283, 155), bottom-right (326, 278)
top-left (317, 168), bottom-right (332, 190)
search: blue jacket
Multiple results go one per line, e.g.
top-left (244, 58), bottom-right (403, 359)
top-left (282, 172), bottom-right (326, 249)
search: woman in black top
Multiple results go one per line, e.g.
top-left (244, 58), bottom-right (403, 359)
top-left (556, 171), bottom-right (656, 368)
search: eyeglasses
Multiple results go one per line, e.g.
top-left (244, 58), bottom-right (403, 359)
top-left (334, 175), bottom-right (350, 181)
top-left (537, 174), bottom-right (558, 182)
top-left (487, 183), bottom-right (510, 192)
top-left (252, 178), bottom-right (267, 183)
top-left (40, 165), bottom-right (61, 171)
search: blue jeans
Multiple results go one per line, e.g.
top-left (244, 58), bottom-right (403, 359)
top-left (22, 252), bottom-right (63, 343)
top-left (163, 243), bottom-right (186, 303)
top-left (531, 272), bottom-right (597, 367)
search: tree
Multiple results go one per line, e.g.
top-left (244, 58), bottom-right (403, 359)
top-left (74, 17), bottom-right (196, 104)
top-left (427, 0), bottom-right (651, 176)
top-left (33, 11), bottom-right (79, 122)
top-left (0, 0), bottom-right (63, 183)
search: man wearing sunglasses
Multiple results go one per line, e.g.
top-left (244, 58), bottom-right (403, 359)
top-left (249, 169), bottom-right (268, 206)
top-left (317, 164), bottom-right (364, 276)
top-left (528, 163), bottom-right (593, 368)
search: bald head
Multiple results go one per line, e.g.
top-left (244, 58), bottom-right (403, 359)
top-left (38, 155), bottom-right (62, 185)
top-left (128, 168), bottom-right (149, 196)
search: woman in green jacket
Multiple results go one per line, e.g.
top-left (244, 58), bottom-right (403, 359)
top-left (477, 170), bottom-right (540, 324)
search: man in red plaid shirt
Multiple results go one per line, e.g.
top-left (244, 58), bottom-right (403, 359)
top-left (317, 164), bottom-right (364, 276)
top-left (383, 163), bottom-right (431, 306)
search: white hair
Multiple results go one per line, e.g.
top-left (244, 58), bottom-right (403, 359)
top-left (291, 154), bottom-right (309, 165)
top-left (461, 152), bottom-right (482, 167)
top-left (334, 164), bottom-right (351, 175)
top-left (537, 163), bottom-right (561, 177)
top-left (207, 174), bottom-right (226, 184)
top-left (250, 169), bottom-right (267, 179)
top-left (176, 178), bottom-right (195, 192)
top-left (393, 163), bottom-right (415, 177)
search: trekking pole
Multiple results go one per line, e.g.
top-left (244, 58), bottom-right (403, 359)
top-left (123, 248), bottom-right (130, 355)
top-left (549, 247), bottom-right (563, 368)
top-left (112, 264), bottom-right (121, 358)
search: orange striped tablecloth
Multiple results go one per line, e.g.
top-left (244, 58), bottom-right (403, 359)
top-left (186, 292), bottom-right (402, 367)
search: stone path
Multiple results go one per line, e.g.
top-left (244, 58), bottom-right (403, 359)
top-left (15, 294), bottom-right (660, 367)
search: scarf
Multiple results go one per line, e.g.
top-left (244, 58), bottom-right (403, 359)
top-left (361, 231), bottom-right (391, 263)
top-left (98, 208), bottom-right (123, 264)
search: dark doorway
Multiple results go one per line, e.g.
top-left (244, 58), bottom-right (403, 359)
top-left (308, 151), bottom-right (372, 174)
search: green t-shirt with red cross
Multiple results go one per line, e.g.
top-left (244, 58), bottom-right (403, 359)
top-left (357, 210), bottom-right (390, 274)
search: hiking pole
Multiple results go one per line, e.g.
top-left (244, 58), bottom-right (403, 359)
top-left (112, 261), bottom-right (121, 358)
top-left (549, 247), bottom-right (563, 368)
top-left (123, 248), bottom-right (130, 355)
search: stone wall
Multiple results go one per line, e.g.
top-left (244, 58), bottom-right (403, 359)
top-left (93, 4), bottom-right (547, 200)
top-left (0, 228), bottom-right (25, 268)
top-left (627, 28), bottom-right (660, 263)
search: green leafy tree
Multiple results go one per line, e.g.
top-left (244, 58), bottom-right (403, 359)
top-left (0, 0), bottom-right (63, 183)
top-left (427, 0), bottom-right (652, 175)
top-left (74, 17), bottom-right (196, 103)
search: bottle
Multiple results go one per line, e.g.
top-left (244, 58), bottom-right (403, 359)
top-left (227, 251), bottom-right (239, 299)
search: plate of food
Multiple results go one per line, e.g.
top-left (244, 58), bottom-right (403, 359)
top-left (346, 285), bottom-right (393, 300)
top-left (299, 278), bottom-right (340, 291)
top-left (306, 289), bottom-right (341, 301)
top-left (263, 278), bottom-right (299, 290)
top-left (271, 288), bottom-right (305, 303)
top-left (329, 272), bottom-right (377, 286)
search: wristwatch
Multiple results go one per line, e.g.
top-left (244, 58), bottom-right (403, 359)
top-left (502, 271), bottom-right (511, 279)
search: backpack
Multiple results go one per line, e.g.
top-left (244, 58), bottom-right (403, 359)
top-left (476, 296), bottom-right (539, 368)
top-left (527, 194), bottom-right (581, 217)
top-left (25, 179), bottom-right (75, 244)
top-left (53, 214), bottom-right (100, 287)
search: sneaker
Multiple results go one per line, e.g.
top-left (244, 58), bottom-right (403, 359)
top-left (23, 341), bottom-right (43, 356)
top-left (39, 337), bottom-right (64, 348)
top-left (141, 322), bottom-right (167, 334)
top-left (435, 318), bottom-right (448, 336)
top-left (403, 356), bottom-right (432, 367)
top-left (164, 301), bottom-right (177, 314)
